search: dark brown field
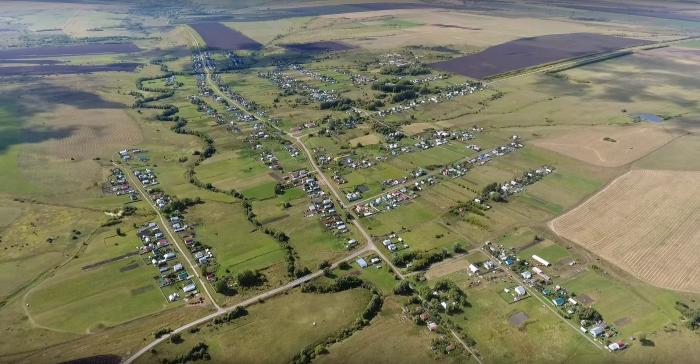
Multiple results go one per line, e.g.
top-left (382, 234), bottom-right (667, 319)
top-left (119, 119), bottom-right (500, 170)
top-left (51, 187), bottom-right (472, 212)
top-left (281, 41), bottom-right (356, 53)
top-left (430, 33), bottom-right (654, 79)
top-left (190, 22), bottom-right (262, 50)
top-left (0, 43), bottom-right (140, 59)
top-left (0, 63), bottom-right (140, 76)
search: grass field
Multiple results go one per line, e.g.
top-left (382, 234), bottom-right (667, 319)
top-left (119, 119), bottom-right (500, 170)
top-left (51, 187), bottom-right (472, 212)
top-left (186, 201), bottom-right (286, 285)
top-left (318, 296), bottom-right (467, 364)
top-left (445, 273), bottom-right (604, 363)
top-left (136, 288), bottom-right (371, 364)
top-left (25, 215), bottom-right (171, 334)
top-left (561, 269), bottom-right (682, 338)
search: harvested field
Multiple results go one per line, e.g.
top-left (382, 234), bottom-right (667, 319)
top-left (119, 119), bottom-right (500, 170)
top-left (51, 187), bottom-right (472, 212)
top-left (424, 256), bottom-right (469, 279)
top-left (0, 43), bottom-right (140, 59)
top-left (532, 124), bottom-right (680, 167)
top-left (281, 40), bottom-right (356, 52)
top-left (0, 63), bottom-right (140, 76)
top-left (550, 170), bottom-right (700, 293)
top-left (552, 1), bottom-right (700, 23)
top-left (349, 133), bottom-right (380, 147)
top-left (189, 22), bottom-right (262, 50)
top-left (430, 33), bottom-right (654, 79)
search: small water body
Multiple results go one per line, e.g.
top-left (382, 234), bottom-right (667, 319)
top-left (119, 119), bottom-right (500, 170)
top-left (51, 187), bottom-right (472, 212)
top-left (632, 113), bottom-right (663, 123)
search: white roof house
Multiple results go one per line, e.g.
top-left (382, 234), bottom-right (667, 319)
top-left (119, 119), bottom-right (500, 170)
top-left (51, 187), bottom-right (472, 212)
top-left (183, 283), bottom-right (197, 293)
top-left (514, 286), bottom-right (526, 296)
top-left (468, 264), bottom-right (479, 274)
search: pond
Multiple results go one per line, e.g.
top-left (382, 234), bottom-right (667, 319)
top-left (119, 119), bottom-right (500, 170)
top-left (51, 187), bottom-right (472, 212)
top-left (631, 113), bottom-right (663, 123)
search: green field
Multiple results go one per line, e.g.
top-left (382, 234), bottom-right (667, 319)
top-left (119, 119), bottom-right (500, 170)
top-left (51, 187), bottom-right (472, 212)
top-left (136, 288), bottom-right (371, 364)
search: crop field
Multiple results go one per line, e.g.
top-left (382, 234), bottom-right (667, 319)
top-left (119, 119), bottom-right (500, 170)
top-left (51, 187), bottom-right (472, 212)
top-left (189, 22), bottom-right (262, 50)
top-left (551, 170), bottom-right (700, 293)
top-left (430, 33), bottom-right (654, 79)
top-left (0, 43), bottom-right (140, 59)
top-left (281, 40), bottom-right (356, 52)
top-left (0, 63), bottom-right (141, 76)
top-left (532, 124), bottom-right (680, 167)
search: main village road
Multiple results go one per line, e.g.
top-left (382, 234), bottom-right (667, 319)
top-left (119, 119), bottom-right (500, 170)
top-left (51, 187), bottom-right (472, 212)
top-left (117, 162), bottom-right (221, 311)
top-left (186, 28), bottom-right (405, 279)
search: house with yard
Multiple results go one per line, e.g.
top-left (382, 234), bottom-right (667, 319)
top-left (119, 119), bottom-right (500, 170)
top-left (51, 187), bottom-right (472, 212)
top-left (356, 258), bottom-right (368, 268)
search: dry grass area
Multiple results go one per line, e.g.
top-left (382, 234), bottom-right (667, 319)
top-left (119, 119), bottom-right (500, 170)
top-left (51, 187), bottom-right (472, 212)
top-left (30, 105), bottom-right (142, 160)
top-left (321, 10), bottom-right (654, 49)
top-left (532, 124), bottom-right (681, 167)
top-left (401, 122), bottom-right (435, 135)
top-left (349, 133), bottom-right (380, 147)
top-left (423, 256), bottom-right (469, 280)
top-left (550, 169), bottom-right (700, 293)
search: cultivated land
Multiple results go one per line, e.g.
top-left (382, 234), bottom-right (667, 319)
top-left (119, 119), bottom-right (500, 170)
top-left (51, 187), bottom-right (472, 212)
top-left (1, 0), bottom-right (700, 362)
top-left (532, 124), bottom-right (682, 167)
top-left (551, 170), bottom-right (700, 293)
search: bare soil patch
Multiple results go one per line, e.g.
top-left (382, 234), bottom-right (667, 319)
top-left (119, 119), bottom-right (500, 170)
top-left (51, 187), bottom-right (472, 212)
top-left (508, 311), bottom-right (528, 327)
top-left (577, 294), bottom-right (594, 305)
top-left (190, 22), bottom-right (262, 50)
top-left (281, 41), bottom-right (356, 52)
top-left (551, 170), bottom-right (700, 293)
top-left (430, 33), bottom-right (653, 79)
top-left (532, 124), bottom-right (680, 167)
top-left (424, 256), bottom-right (469, 279)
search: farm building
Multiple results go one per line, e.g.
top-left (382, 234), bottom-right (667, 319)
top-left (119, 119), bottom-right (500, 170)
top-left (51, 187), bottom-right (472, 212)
top-left (589, 324), bottom-right (607, 337)
top-left (532, 255), bottom-right (551, 266)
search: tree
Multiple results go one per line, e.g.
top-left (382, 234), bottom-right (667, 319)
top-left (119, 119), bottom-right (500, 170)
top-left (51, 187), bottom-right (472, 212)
top-left (215, 277), bottom-right (235, 296)
top-left (453, 242), bottom-right (466, 254)
top-left (236, 270), bottom-right (265, 287)
top-left (577, 306), bottom-right (602, 322)
top-left (274, 183), bottom-right (285, 195)
top-left (393, 280), bottom-right (413, 295)
top-left (319, 260), bottom-right (331, 269)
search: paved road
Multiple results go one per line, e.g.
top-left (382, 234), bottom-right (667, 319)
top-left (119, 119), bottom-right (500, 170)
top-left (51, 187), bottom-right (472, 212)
top-left (117, 162), bottom-right (221, 311)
